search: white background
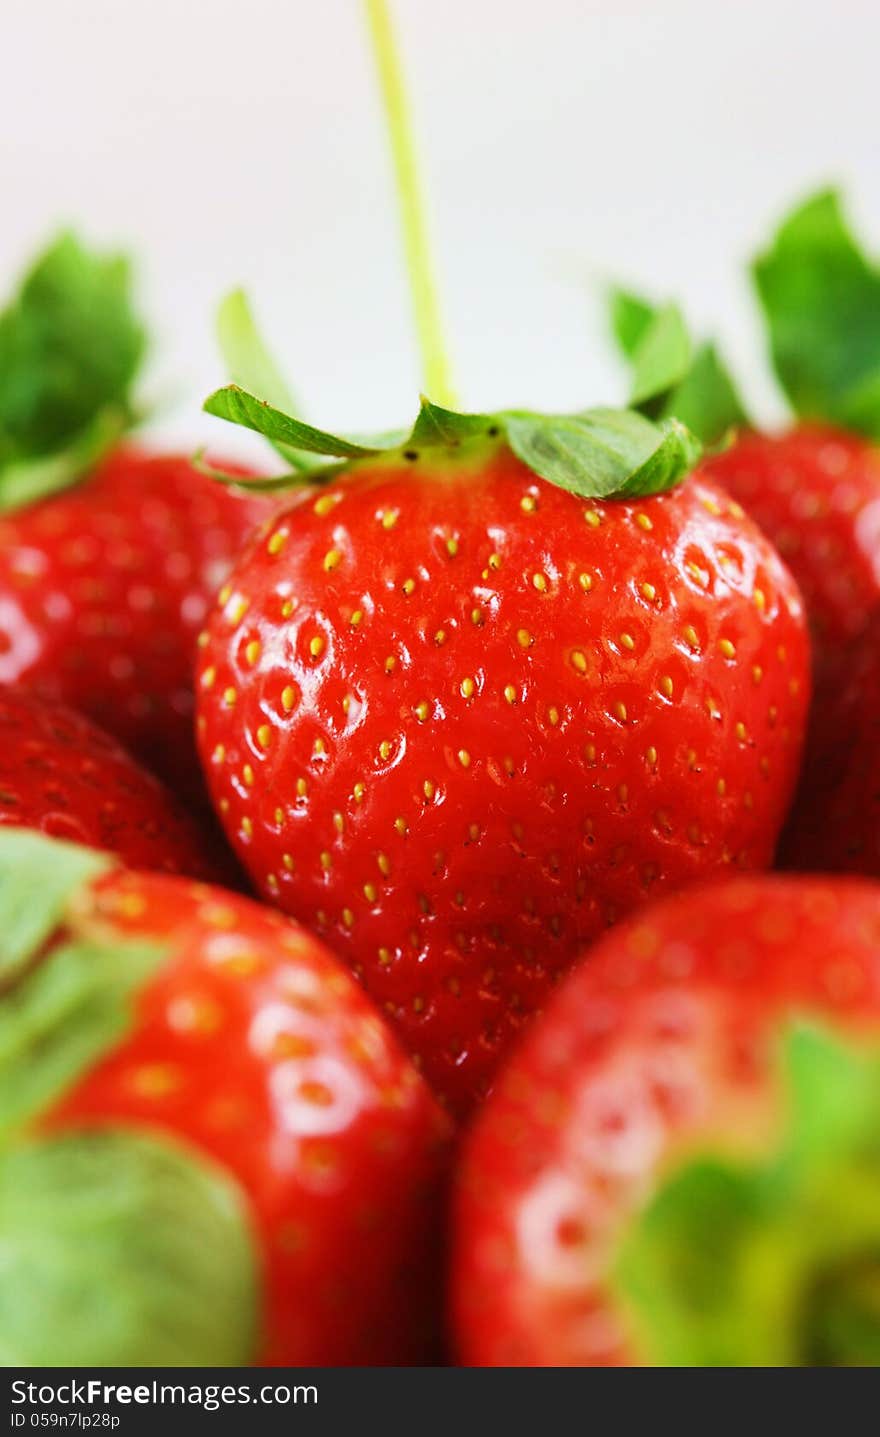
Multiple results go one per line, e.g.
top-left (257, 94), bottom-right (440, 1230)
top-left (3, 0), bottom-right (879, 457)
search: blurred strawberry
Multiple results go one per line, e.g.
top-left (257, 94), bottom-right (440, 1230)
top-left (0, 828), bottom-right (450, 1365)
top-left (453, 874), bottom-right (880, 1366)
top-left (0, 235), bottom-right (274, 798)
top-left (0, 685), bottom-right (229, 880)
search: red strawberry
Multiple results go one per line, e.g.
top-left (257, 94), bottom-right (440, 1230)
top-left (612, 191), bottom-right (880, 873)
top-left (194, 389), bottom-right (808, 1116)
top-left (0, 685), bottom-right (230, 880)
top-left (0, 235), bottom-right (274, 799)
top-left (1, 828), bottom-right (450, 1366)
top-left (452, 874), bottom-right (880, 1367)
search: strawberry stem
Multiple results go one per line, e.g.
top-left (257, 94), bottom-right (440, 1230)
top-left (364, 0), bottom-right (457, 408)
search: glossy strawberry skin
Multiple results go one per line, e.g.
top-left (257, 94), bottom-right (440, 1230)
top-left (195, 445), bottom-right (809, 1115)
top-left (0, 446), bottom-right (273, 797)
top-left (703, 424), bottom-right (880, 704)
top-left (42, 865), bottom-right (451, 1366)
top-left (451, 874), bottom-right (880, 1366)
top-left (0, 687), bottom-right (230, 881)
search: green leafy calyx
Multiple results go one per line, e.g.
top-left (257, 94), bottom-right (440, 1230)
top-left (0, 233), bottom-right (145, 510)
top-left (754, 188), bottom-right (880, 436)
top-left (203, 385), bottom-right (703, 502)
top-left (0, 1129), bottom-right (258, 1365)
top-left (610, 286), bottom-right (749, 444)
top-left (615, 1021), bottom-right (880, 1366)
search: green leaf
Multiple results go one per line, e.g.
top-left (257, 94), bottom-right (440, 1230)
top-left (0, 1129), bottom-right (258, 1365)
top-left (608, 286), bottom-right (749, 444)
top-left (753, 188), bottom-right (880, 435)
top-left (204, 385), bottom-right (703, 502)
top-left (0, 827), bottom-right (112, 985)
top-left (614, 1020), bottom-right (880, 1366)
top-left (0, 232), bottom-right (145, 505)
top-left (502, 408), bottom-right (702, 499)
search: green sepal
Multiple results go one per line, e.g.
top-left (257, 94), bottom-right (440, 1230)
top-left (0, 233), bottom-right (145, 508)
top-left (203, 384), bottom-right (704, 502)
top-left (0, 827), bottom-right (112, 985)
top-left (615, 1021), bottom-right (880, 1367)
top-left (0, 1128), bottom-right (258, 1366)
top-left (0, 828), bottom-right (168, 1136)
top-left (753, 188), bottom-right (880, 435)
top-left (216, 290), bottom-right (312, 473)
top-left (609, 285), bottom-right (749, 443)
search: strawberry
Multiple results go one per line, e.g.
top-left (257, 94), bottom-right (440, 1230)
top-left (452, 874), bottom-right (880, 1366)
top-left (0, 828), bottom-right (450, 1366)
top-left (611, 191), bottom-right (880, 872)
top-left (194, 386), bottom-right (808, 1116)
top-left (0, 685), bottom-right (229, 880)
top-left (0, 235), bottom-right (274, 798)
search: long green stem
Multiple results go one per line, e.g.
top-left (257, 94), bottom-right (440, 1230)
top-left (364, 0), bottom-right (457, 408)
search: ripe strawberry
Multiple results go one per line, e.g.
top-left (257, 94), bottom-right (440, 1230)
top-left (612, 191), bottom-right (880, 871)
top-left (452, 874), bottom-right (880, 1366)
top-left (0, 235), bottom-right (274, 798)
top-left (1, 828), bottom-right (450, 1366)
top-left (0, 685), bottom-right (229, 880)
top-left (194, 387), bottom-right (808, 1115)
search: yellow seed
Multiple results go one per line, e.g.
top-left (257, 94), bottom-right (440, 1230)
top-left (385, 655), bottom-right (397, 673)
top-left (702, 496), bottom-right (723, 516)
top-left (320, 851), bottom-right (332, 871)
top-left (353, 782), bottom-right (365, 803)
top-left (461, 677), bottom-right (475, 698)
top-left (636, 513), bottom-right (653, 531)
top-left (342, 908), bottom-right (354, 928)
top-left (223, 686), bottom-right (237, 707)
top-left (660, 675), bottom-right (673, 698)
top-left (377, 852), bottom-right (391, 876)
top-left (753, 587), bottom-right (766, 611)
top-left (517, 629), bottom-right (533, 648)
top-left (614, 701), bottom-right (628, 723)
top-left (446, 536), bottom-right (459, 556)
top-left (218, 584), bottom-right (232, 607)
top-left (579, 572), bottom-right (593, 592)
top-left (266, 873), bottom-right (279, 893)
top-left (434, 629), bottom-right (446, 646)
top-left (423, 780), bottom-right (435, 800)
top-left (646, 745), bottom-right (658, 767)
top-left (274, 807), bottom-right (285, 826)
top-left (283, 853), bottom-right (295, 871)
top-left (719, 638), bottom-right (736, 659)
top-left (504, 684), bottom-right (517, 704)
top-left (414, 701), bottom-right (429, 721)
top-left (296, 777), bottom-right (308, 798)
top-left (243, 764), bottom-right (254, 786)
top-left (735, 721), bottom-right (748, 741)
top-left (201, 666), bottom-right (216, 689)
top-left (333, 812), bottom-right (344, 833)
top-left (520, 494), bottom-right (537, 513)
top-left (212, 743), bottom-right (226, 764)
top-left (489, 552), bottom-right (502, 570)
top-left (379, 740), bottom-right (392, 761)
top-left (640, 582), bottom-right (656, 602)
top-left (471, 607), bottom-right (483, 626)
top-left (378, 947), bottom-right (392, 966)
top-left (313, 737), bottom-right (326, 757)
top-left (394, 817), bottom-right (407, 836)
top-left (717, 778), bottom-right (727, 796)
top-left (705, 697), bottom-right (720, 719)
top-left (403, 577), bottom-right (416, 595)
top-left (323, 548), bottom-right (342, 572)
top-left (380, 509), bottom-right (399, 530)
top-left (281, 686), bottom-right (296, 713)
top-left (281, 598), bottom-right (296, 618)
top-left (267, 529), bottom-right (288, 555)
top-left (532, 572), bottom-right (548, 592)
top-left (196, 630), bottom-right (209, 649)
top-left (684, 625), bottom-right (699, 649)
top-left (585, 509), bottom-right (601, 528)
top-left (752, 665), bottom-right (764, 684)
top-left (364, 882), bottom-right (378, 903)
top-left (314, 493), bottom-right (339, 517)
top-left (458, 749), bottom-right (472, 768)
top-left (350, 609), bottom-right (363, 627)
top-left (571, 650), bottom-right (588, 673)
top-left (548, 706), bottom-right (559, 726)
top-left (309, 635), bottom-right (325, 658)
top-left (245, 639), bottom-right (261, 666)
top-left (241, 816), bottom-right (253, 838)
top-left (227, 596), bottom-right (248, 625)
top-left (620, 632), bottom-right (635, 651)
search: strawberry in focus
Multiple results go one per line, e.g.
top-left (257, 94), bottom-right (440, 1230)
top-left (0, 235), bottom-right (275, 799)
top-left (1, 829), bottom-right (450, 1366)
top-left (0, 685), bottom-right (230, 880)
top-left (452, 874), bottom-right (880, 1366)
top-left (195, 391), bottom-right (808, 1116)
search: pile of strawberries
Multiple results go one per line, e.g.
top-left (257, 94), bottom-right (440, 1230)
top-left (4, 187), bottom-right (880, 1368)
